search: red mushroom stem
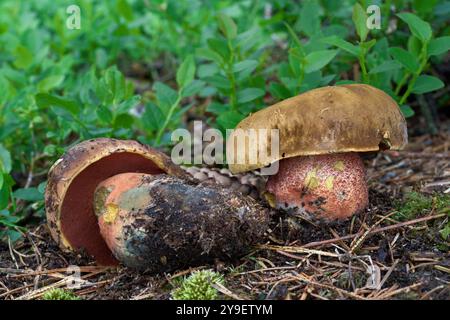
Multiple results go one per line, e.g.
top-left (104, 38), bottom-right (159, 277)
top-left (266, 153), bottom-right (368, 220)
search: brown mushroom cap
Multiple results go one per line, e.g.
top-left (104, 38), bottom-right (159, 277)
top-left (45, 138), bottom-right (188, 265)
top-left (228, 84), bottom-right (408, 174)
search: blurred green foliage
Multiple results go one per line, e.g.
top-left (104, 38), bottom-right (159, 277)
top-left (0, 0), bottom-right (449, 240)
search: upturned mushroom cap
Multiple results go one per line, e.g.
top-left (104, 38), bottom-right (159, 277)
top-left (45, 138), bottom-right (188, 265)
top-left (227, 84), bottom-right (408, 174)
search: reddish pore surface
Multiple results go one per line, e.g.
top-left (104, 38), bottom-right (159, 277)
top-left (60, 153), bottom-right (164, 265)
top-left (266, 153), bottom-right (368, 220)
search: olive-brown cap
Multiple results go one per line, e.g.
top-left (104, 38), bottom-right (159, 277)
top-left (227, 84), bottom-right (408, 173)
top-left (45, 138), bottom-right (188, 265)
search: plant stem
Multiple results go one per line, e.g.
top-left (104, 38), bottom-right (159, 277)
top-left (382, 0), bottom-right (391, 31)
top-left (226, 40), bottom-right (237, 111)
top-left (358, 45), bottom-right (368, 83)
top-left (399, 43), bottom-right (428, 105)
top-left (227, 67), bottom-right (237, 111)
top-left (394, 72), bottom-right (410, 96)
top-left (296, 61), bottom-right (305, 93)
top-left (154, 94), bottom-right (182, 146)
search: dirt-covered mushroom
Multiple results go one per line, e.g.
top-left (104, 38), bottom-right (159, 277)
top-left (227, 84), bottom-right (408, 220)
top-left (94, 172), bottom-right (269, 271)
top-left (45, 138), bottom-right (269, 271)
top-left (45, 138), bottom-right (187, 265)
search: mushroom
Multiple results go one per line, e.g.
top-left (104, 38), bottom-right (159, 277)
top-left (227, 84), bottom-right (408, 220)
top-left (45, 138), bottom-right (269, 271)
top-left (93, 172), bottom-right (268, 271)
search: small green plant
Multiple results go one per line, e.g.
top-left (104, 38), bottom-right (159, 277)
top-left (141, 55), bottom-right (204, 146)
top-left (197, 14), bottom-right (266, 132)
top-left (171, 270), bottom-right (224, 300)
top-left (42, 288), bottom-right (81, 300)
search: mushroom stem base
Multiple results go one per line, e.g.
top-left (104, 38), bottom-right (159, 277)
top-left (266, 153), bottom-right (368, 220)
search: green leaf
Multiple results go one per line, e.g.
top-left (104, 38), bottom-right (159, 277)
top-left (237, 88), bottom-right (265, 104)
top-left (218, 14), bottom-right (237, 39)
top-left (304, 50), bottom-right (338, 73)
top-left (0, 145), bottom-right (12, 173)
top-left (142, 102), bottom-right (164, 131)
top-left (114, 114), bottom-right (134, 129)
top-left (117, 0), bottom-right (134, 22)
top-left (412, 75), bottom-right (444, 94)
top-left (0, 185), bottom-right (9, 210)
top-left (153, 82), bottom-right (178, 112)
top-left (35, 93), bottom-right (79, 115)
top-left (38, 182), bottom-right (47, 194)
top-left (116, 95), bottom-right (141, 114)
top-left (413, 0), bottom-right (438, 16)
top-left (216, 111), bottom-right (245, 130)
top-left (389, 47), bottom-right (419, 72)
top-left (400, 105), bottom-right (415, 118)
top-left (397, 13), bottom-right (432, 43)
top-left (336, 80), bottom-right (357, 85)
top-left (288, 48), bottom-right (303, 77)
top-left (197, 64), bottom-right (218, 78)
top-left (321, 36), bottom-right (360, 56)
top-left (284, 22), bottom-right (303, 50)
top-left (195, 48), bottom-right (223, 65)
top-left (206, 102), bottom-right (228, 115)
top-left (440, 225), bottom-right (450, 239)
top-left (352, 3), bottom-right (369, 42)
top-left (96, 105), bottom-right (113, 123)
top-left (37, 75), bottom-right (65, 92)
top-left (428, 36), bottom-right (450, 56)
top-left (0, 75), bottom-right (10, 105)
top-left (13, 45), bottom-right (33, 69)
top-left (181, 80), bottom-right (205, 98)
top-left (14, 188), bottom-right (43, 202)
top-left (269, 83), bottom-right (292, 100)
top-left (369, 60), bottom-right (402, 74)
top-left (176, 55), bottom-right (196, 89)
top-left (232, 60), bottom-right (258, 73)
top-left (298, 0), bottom-right (321, 36)
top-left (207, 38), bottom-right (230, 61)
top-left (204, 74), bottom-right (230, 90)
top-left (360, 39), bottom-right (376, 51)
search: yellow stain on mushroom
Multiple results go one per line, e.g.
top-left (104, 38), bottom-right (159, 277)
top-left (325, 176), bottom-right (335, 190)
top-left (334, 161), bottom-right (345, 171)
top-left (263, 192), bottom-right (277, 208)
top-left (103, 203), bottom-right (119, 224)
top-left (305, 168), bottom-right (320, 189)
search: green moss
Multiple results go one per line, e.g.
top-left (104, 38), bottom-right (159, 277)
top-left (171, 270), bottom-right (224, 300)
top-left (394, 192), bottom-right (449, 221)
top-left (42, 288), bottom-right (81, 300)
top-left (394, 192), bottom-right (450, 240)
top-left (394, 192), bottom-right (433, 221)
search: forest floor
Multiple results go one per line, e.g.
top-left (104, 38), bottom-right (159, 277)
top-left (0, 120), bottom-right (449, 300)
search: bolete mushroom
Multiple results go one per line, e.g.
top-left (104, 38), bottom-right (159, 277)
top-left (227, 84), bottom-right (408, 220)
top-left (45, 138), bottom-right (269, 271)
top-left (94, 172), bottom-right (268, 271)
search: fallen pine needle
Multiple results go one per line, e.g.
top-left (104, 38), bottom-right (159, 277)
top-left (300, 213), bottom-right (447, 249)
